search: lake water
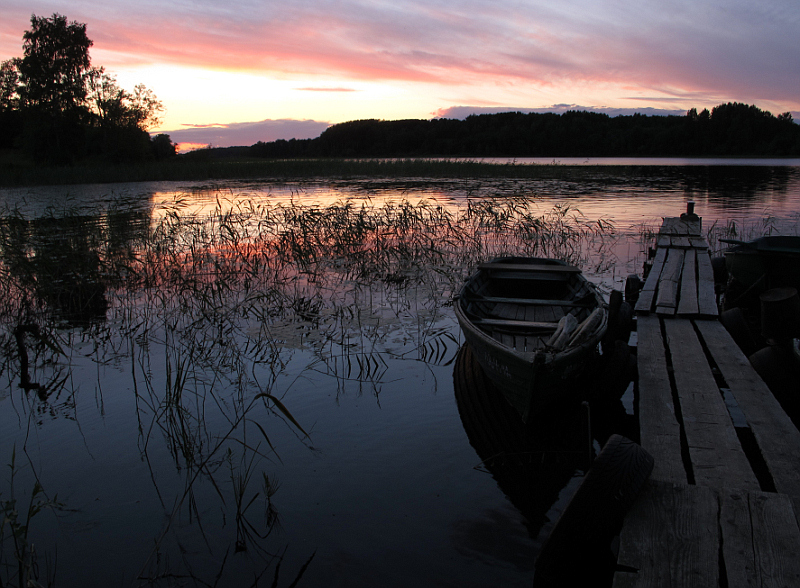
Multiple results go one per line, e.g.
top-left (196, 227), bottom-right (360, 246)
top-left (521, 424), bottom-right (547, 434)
top-left (2, 160), bottom-right (800, 587)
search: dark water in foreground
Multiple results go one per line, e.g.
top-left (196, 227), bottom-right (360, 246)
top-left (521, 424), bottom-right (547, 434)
top-left (1, 162), bottom-right (800, 587)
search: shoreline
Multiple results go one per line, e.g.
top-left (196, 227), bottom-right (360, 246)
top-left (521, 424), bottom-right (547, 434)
top-left (2, 155), bottom-right (800, 188)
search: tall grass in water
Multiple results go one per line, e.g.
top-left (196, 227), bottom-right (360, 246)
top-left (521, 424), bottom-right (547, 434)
top-left (0, 446), bottom-right (63, 588)
top-left (0, 157), bottom-right (593, 187)
top-left (703, 214), bottom-right (796, 254)
top-left (0, 193), bottom-right (614, 584)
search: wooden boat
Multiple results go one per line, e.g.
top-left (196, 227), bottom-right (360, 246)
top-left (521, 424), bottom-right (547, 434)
top-left (454, 257), bottom-right (607, 422)
top-left (722, 236), bottom-right (800, 292)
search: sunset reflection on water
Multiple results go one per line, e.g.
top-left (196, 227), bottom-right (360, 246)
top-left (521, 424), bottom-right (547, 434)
top-left (144, 165), bottom-right (800, 237)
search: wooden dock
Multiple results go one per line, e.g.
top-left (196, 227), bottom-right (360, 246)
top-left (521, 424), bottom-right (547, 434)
top-left (613, 212), bottom-right (800, 587)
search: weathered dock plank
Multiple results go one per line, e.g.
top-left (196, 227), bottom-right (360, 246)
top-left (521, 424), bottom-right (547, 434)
top-left (695, 321), bottom-right (800, 504)
top-left (747, 492), bottom-right (800, 587)
top-left (720, 489), bottom-right (760, 588)
top-left (617, 211), bottom-right (800, 588)
top-left (721, 489), bottom-right (800, 588)
top-left (689, 237), bottom-right (708, 250)
top-left (655, 248), bottom-right (685, 315)
top-left (672, 236), bottom-right (692, 248)
top-left (660, 217), bottom-right (701, 236)
top-left (616, 485), bottom-right (800, 588)
top-left (635, 315), bottom-right (687, 483)
top-left (636, 218), bottom-right (715, 317)
top-left (677, 248), bottom-right (699, 316)
top-left (696, 252), bottom-right (719, 317)
top-left (664, 319), bottom-right (760, 491)
top-left (635, 247), bottom-right (667, 314)
top-left (614, 481), bottom-right (719, 588)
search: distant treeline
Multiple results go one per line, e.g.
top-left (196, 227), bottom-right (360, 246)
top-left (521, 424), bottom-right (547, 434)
top-left (242, 103), bottom-right (799, 159)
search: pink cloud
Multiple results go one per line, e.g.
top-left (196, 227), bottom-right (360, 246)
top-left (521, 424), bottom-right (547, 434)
top-left (2, 1), bottom-right (798, 112)
top-left (161, 118), bottom-right (331, 147)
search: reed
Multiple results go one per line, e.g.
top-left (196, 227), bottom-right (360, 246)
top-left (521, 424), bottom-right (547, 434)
top-left (0, 446), bottom-right (63, 588)
top-left (705, 215), bottom-right (781, 254)
top-left (2, 193), bottom-right (616, 411)
top-left (0, 157), bottom-right (593, 187)
top-left (0, 191), bottom-right (615, 584)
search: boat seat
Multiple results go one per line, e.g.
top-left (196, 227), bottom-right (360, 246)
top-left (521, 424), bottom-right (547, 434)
top-left (486, 271), bottom-right (570, 282)
top-left (469, 316), bottom-right (560, 330)
top-left (471, 295), bottom-right (594, 307)
top-left (478, 262), bottom-right (581, 273)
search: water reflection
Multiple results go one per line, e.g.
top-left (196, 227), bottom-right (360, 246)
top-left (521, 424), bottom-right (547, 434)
top-left (3, 163), bottom-right (800, 233)
top-left (2, 213), bottom-right (114, 326)
top-left (1, 166), bottom-right (800, 586)
top-left (677, 165), bottom-right (797, 200)
top-left (452, 342), bottom-right (635, 536)
top-left (1, 194), bottom-right (616, 585)
top-left (453, 344), bottom-right (586, 539)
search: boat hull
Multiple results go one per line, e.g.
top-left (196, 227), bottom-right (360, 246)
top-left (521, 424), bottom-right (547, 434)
top-left (725, 236), bottom-right (800, 292)
top-left (454, 257), bottom-right (607, 422)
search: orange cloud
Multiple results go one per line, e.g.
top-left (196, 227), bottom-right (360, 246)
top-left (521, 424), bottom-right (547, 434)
top-left (175, 142), bottom-right (210, 153)
top-left (296, 87), bottom-right (357, 92)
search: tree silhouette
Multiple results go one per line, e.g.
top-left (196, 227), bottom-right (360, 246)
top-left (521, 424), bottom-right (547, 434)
top-left (86, 69), bottom-right (163, 131)
top-left (17, 14), bottom-right (92, 116)
top-left (0, 59), bottom-right (19, 111)
top-left (2, 13), bottom-right (173, 164)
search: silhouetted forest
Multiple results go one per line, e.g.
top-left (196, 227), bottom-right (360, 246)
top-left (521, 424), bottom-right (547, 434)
top-left (247, 103), bottom-right (800, 159)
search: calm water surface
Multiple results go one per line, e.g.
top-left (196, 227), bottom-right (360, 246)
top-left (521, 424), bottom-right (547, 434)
top-left (1, 162), bottom-right (800, 587)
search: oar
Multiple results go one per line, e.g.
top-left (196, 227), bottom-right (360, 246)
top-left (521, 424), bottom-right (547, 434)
top-left (719, 238), bottom-right (751, 247)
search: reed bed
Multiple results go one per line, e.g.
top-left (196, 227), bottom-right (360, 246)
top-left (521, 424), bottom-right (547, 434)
top-left (1, 194), bottom-right (618, 415)
top-left (0, 193), bottom-right (614, 585)
top-left (703, 214), bottom-right (800, 254)
top-left (0, 157), bottom-right (599, 187)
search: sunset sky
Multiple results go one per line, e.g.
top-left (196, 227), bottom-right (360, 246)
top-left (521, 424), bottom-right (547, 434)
top-left (2, 0), bottom-right (798, 149)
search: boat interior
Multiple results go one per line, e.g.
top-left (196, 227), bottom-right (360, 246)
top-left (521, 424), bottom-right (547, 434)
top-left (460, 260), bottom-right (599, 353)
